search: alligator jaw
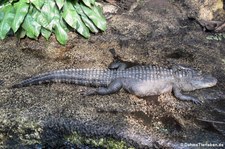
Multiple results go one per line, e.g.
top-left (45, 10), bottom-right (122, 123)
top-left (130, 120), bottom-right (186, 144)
top-left (191, 75), bottom-right (217, 90)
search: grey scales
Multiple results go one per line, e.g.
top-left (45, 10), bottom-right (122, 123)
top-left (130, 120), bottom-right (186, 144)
top-left (12, 61), bottom-right (217, 104)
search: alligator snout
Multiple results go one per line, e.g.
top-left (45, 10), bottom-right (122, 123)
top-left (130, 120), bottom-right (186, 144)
top-left (200, 75), bottom-right (217, 88)
top-left (189, 74), bottom-right (217, 90)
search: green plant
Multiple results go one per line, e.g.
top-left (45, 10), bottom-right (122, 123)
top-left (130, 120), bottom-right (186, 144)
top-left (65, 131), bottom-right (135, 149)
top-left (0, 0), bottom-right (107, 45)
top-left (206, 33), bottom-right (225, 41)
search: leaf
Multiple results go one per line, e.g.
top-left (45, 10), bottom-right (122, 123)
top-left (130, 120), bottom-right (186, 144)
top-left (62, 1), bottom-right (90, 38)
top-left (0, 10), bottom-right (4, 22)
top-left (82, 0), bottom-right (92, 8)
top-left (74, 15), bottom-right (90, 38)
top-left (59, 17), bottom-right (69, 32)
top-left (41, 0), bottom-right (57, 30)
top-left (62, 1), bottom-right (78, 28)
top-left (16, 28), bottom-right (26, 38)
top-left (92, 4), bottom-right (105, 19)
top-left (55, 0), bottom-right (64, 10)
top-left (12, 0), bottom-right (29, 32)
top-left (41, 0), bottom-right (55, 21)
top-left (206, 36), bottom-right (214, 40)
top-left (0, 0), bottom-right (107, 44)
top-left (54, 23), bottom-right (68, 45)
top-left (39, 0), bottom-right (67, 41)
top-left (31, 7), bottom-right (53, 40)
top-left (81, 15), bottom-right (99, 33)
top-left (90, 0), bottom-right (96, 5)
top-left (80, 4), bottom-right (107, 31)
top-left (41, 27), bottom-right (51, 40)
top-left (28, 3), bottom-right (34, 14)
top-left (0, 4), bottom-right (15, 39)
top-left (74, 3), bottom-right (98, 33)
top-left (22, 14), bottom-right (41, 38)
top-left (30, 0), bottom-right (44, 10)
top-left (0, 0), bottom-right (7, 5)
top-left (30, 6), bottom-right (39, 19)
top-left (33, 10), bottom-right (50, 29)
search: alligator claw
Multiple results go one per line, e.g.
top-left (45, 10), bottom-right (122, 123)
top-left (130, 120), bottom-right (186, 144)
top-left (191, 98), bottom-right (202, 105)
top-left (79, 89), bottom-right (96, 96)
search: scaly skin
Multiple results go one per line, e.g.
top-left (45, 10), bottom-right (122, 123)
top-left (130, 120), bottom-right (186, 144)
top-left (0, 80), bottom-right (3, 86)
top-left (12, 62), bottom-right (217, 104)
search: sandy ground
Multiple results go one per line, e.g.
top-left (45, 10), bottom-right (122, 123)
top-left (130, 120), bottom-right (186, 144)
top-left (0, 0), bottom-right (225, 148)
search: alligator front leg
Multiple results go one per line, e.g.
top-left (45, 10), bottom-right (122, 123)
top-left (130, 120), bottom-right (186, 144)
top-left (108, 48), bottom-right (140, 70)
top-left (108, 48), bottom-right (128, 70)
top-left (82, 79), bottom-right (123, 96)
top-left (172, 87), bottom-right (201, 104)
top-left (108, 60), bottom-right (128, 70)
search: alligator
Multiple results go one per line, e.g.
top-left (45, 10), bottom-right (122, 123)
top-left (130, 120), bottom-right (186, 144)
top-left (0, 80), bottom-right (3, 86)
top-left (12, 60), bottom-right (217, 104)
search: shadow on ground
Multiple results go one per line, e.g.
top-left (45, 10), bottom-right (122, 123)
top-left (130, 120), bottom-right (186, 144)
top-left (0, 0), bottom-right (225, 148)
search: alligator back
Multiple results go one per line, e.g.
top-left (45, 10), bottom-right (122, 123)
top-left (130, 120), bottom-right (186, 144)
top-left (124, 65), bottom-right (175, 81)
top-left (12, 66), bottom-right (177, 88)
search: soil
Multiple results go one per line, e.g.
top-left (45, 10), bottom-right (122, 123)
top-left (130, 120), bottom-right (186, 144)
top-left (0, 0), bottom-right (225, 148)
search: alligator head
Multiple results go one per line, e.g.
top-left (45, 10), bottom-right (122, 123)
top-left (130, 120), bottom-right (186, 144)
top-left (178, 68), bottom-right (217, 91)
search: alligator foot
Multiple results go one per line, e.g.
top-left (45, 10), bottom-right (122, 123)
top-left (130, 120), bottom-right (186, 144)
top-left (80, 88), bottom-right (97, 96)
top-left (173, 87), bottom-right (202, 105)
top-left (178, 94), bottom-right (202, 105)
top-left (189, 97), bottom-right (202, 105)
top-left (198, 20), bottom-right (224, 32)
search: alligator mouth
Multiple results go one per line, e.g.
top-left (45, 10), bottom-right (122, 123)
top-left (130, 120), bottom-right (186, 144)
top-left (191, 75), bottom-right (217, 90)
top-left (201, 76), bottom-right (218, 88)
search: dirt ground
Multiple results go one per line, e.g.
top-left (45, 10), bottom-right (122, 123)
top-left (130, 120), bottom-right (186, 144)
top-left (0, 0), bottom-right (225, 148)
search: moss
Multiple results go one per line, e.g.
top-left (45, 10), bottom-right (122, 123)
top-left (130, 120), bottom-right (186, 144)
top-left (0, 115), bottom-right (42, 147)
top-left (222, 59), bottom-right (225, 71)
top-left (65, 131), bottom-right (135, 149)
top-left (222, 59), bottom-right (225, 63)
top-left (206, 33), bottom-right (225, 41)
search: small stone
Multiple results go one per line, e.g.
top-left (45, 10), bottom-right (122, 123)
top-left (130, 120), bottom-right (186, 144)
top-left (103, 4), bottom-right (118, 14)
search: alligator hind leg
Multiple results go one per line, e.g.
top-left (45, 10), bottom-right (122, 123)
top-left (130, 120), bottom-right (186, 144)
top-left (82, 79), bottom-right (123, 96)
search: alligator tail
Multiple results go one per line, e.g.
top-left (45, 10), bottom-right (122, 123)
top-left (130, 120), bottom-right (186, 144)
top-left (11, 69), bottom-right (115, 88)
